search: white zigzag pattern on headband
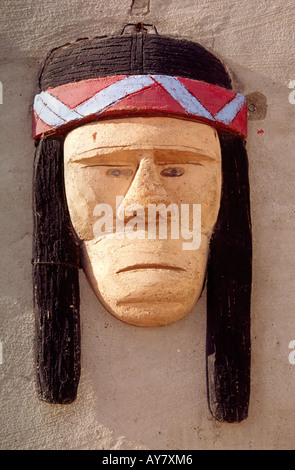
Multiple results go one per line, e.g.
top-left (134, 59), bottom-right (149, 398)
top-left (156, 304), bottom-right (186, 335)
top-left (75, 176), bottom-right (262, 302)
top-left (34, 74), bottom-right (246, 131)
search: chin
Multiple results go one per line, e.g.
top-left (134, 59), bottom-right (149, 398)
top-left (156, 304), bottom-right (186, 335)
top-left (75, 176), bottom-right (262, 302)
top-left (103, 299), bottom-right (196, 327)
top-left (94, 278), bottom-right (202, 327)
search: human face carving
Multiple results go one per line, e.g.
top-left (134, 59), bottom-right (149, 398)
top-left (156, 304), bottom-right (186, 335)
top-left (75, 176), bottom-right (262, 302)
top-left (64, 117), bottom-right (222, 326)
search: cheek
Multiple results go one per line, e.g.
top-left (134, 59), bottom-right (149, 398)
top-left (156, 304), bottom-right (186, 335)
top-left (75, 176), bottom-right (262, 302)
top-left (64, 167), bottom-right (100, 240)
top-left (64, 166), bottom-right (134, 240)
top-left (160, 165), bottom-right (221, 231)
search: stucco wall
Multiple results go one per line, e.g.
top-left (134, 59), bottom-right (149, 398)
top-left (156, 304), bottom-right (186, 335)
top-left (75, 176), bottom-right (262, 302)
top-left (0, 0), bottom-right (295, 450)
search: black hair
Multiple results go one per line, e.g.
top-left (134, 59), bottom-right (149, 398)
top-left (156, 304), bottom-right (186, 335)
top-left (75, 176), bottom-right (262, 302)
top-left (207, 131), bottom-right (251, 422)
top-left (33, 136), bottom-right (80, 404)
top-left (33, 31), bottom-right (252, 422)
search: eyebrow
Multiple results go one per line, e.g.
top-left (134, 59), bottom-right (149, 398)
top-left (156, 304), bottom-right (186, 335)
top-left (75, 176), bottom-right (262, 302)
top-left (69, 145), bottom-right (220, 163)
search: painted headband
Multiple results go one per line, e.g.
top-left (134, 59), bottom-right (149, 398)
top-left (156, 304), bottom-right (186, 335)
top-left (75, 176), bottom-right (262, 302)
top-left (33, 74), bottom-right (247, 139)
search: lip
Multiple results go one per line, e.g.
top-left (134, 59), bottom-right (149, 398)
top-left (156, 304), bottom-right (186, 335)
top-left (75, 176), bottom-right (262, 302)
top-left (116, 263), bottom-right (186, 274)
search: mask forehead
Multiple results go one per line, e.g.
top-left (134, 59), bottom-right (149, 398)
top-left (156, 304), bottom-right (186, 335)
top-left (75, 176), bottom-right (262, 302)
top-left (64, 117), bottom-right (222, 162)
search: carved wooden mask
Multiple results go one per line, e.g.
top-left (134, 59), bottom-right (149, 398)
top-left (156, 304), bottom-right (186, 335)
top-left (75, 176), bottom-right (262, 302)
top-left (32, 28), bottom-right (252, 423)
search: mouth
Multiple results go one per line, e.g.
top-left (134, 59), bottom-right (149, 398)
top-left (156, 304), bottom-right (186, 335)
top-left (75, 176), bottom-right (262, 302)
top-left (116, 263), bottom-right (186, 274)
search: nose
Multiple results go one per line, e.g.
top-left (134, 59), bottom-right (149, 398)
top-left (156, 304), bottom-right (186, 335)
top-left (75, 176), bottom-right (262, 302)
top-left (117, 155), bottom-right (174, 222)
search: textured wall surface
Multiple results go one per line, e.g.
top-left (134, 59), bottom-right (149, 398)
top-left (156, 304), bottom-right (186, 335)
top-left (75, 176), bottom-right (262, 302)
top-left (0, 0), bottom-right (295, 450)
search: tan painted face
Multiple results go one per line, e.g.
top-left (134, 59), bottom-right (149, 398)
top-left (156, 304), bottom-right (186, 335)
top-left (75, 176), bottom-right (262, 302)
top-left (64, 117), bottom-right (222, 327)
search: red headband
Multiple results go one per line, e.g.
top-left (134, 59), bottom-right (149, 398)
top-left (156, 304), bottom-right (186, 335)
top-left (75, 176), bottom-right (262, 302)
top-left (33, 74), bottom-right (247, 139)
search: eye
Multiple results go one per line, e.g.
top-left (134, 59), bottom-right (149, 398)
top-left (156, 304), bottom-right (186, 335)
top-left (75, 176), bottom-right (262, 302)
top-left (160, 167), bottom-right (184, 177)
top-left (106, 168), bottom-right (133, 177)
